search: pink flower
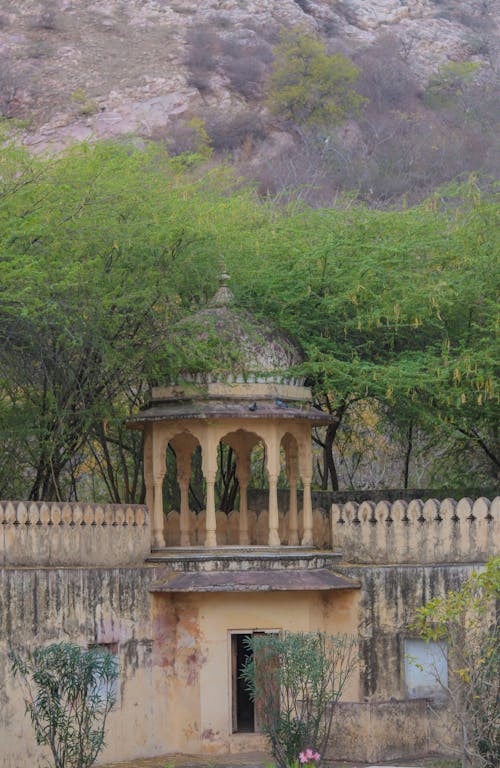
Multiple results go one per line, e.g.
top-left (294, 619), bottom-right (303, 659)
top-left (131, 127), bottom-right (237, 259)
top-left (298, 749), bottom-right (321, 765)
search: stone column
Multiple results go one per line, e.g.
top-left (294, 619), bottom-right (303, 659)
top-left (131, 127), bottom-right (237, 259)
top-left (205, 472), bottom-right (217, 547)
top-left (151, 427), bottom-right (167, 549)
top-left (285, 448), bottom-right (299, 546)
top-left (236, 462), bottom-right (250, 546)
top-left (298, 426), bottom-right (313, 547)
top-left (143, 426), bottom-right (154, 519)
top-left (201, 430), bottom-right (218, 548)
top-left (301, 477), bottom-right (313, 547)
top-left (265, 431), bottom-right (281, 547)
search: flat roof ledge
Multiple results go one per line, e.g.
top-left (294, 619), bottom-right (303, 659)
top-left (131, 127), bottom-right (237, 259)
top-left (150, 568), bottom-right (360, 593)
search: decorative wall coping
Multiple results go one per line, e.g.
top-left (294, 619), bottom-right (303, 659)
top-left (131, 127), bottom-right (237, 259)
top-left (331, 496), bottom-right (499, 564)
top-left (0, 501), bottom-right (149, 567)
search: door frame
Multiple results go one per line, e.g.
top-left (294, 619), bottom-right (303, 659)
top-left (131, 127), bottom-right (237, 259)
top-left (228, 629), bottom-right (280, 734)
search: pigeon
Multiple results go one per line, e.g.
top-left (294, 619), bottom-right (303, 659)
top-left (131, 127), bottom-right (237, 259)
top-left (275, 399), bottom-right (288, 408)
top-left (248, 402), bottom-right (258, 411)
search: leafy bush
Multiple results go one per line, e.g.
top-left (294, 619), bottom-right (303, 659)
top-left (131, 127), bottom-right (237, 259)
top-left (10, 642), bottom-right (118, 768)
top-left (241, 631), bottom-right (357, 768)
top-left (266, 29), bottom-right (366, 127)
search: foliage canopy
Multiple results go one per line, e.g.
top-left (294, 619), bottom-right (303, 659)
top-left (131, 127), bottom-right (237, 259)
top-left (0, 131), bottom-right (498, 500)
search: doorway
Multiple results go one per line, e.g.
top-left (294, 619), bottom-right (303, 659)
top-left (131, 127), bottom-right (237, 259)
top-left (231, 634), bottom-right (255, 732)
top-left (231, 631), bottom-right (279, 734)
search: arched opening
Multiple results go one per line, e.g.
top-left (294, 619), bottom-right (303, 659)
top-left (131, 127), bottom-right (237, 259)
top-left (221, 428), bottom-right (263, 545)
top-left (281, 432), bottom-right (300, 545)
top-left (163, 431), bottom-right (200, 547)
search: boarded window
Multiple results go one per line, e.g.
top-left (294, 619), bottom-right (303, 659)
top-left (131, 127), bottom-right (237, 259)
top-left (404, 639), bottom-right (447, 701)
top-left (88, 642), bottom-right (120, 708)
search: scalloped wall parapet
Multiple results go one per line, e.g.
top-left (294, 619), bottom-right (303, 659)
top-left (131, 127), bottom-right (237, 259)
top-left (331, 496), bottom-right (499, 564)
top-left (0, 500), bottom-right (149, 567)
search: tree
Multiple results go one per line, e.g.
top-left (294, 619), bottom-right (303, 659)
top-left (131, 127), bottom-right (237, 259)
top-left (241, 632), bottom-right (357, 768)
top-left (0, 133), bottom-right (268, 502)
top-left (266, 30), bottom-right (365, 127)
top-left (413, 556), bottom-right (500, 768)
top-left (232, 179), bottom-right (499, 489)
top-left (10, 642), bottom-right (118, 768)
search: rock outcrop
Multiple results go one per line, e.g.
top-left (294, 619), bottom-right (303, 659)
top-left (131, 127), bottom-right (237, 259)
top-left (0, 0), bottom-right (497, 152)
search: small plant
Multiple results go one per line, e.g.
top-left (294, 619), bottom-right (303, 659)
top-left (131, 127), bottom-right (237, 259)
top-left (71, 89), bottom-right (99, 117)
top-left (241, 631), bottom-right (357, 768)
top-left (10, 642), bottom-right (118, 768)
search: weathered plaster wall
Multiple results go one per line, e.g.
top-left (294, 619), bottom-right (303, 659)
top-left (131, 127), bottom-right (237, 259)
top-left (0, 566), bottom-right (163, 767)
top-left (0, 564), bottom-right (360, 766)
top-left (332, 497), bottom-right (499, 564)
top-left (152, 588), bottom-right (361, 756)
top-left (330, 699), bottom-right (436, 762)
top-left (0, 501), bottom-right (149, 566)
top-left (325, 562), bottom-right (481, 761)
top-left (340, 563), bottom-right (475, 700)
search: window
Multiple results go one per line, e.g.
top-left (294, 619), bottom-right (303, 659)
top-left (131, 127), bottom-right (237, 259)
top-left (404, 638), bottom-right (447, 701)
top-left (88, 642), bottom-right (120, 708)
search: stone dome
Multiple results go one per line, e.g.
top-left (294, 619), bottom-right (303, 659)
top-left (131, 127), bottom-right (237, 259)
top-left (169, 273), bottom-right (304, 385)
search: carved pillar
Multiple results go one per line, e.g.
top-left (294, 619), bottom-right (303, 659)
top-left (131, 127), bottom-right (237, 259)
top-left (178, 477), bottom-right (190, 547)
top-left (205, 473), bottom-right (217, 547)
top-left (265, 431), bottom-right (281, 547)
top-left (201, 430), bottom-right (218, 548)
top-left (143, 426), bottom-right (154, 518)
top-left (301, 477), bottom-right (313, 547)
top-left (299, 427), bottom-right (313, 547)
top-left (284, 438), bottom-right (299, 546)
top-left (152, 428), bottom-right (167, 549)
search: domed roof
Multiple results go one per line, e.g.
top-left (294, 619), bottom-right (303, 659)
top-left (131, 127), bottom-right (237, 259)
top-left (169, 272), bottom-right (303, 385)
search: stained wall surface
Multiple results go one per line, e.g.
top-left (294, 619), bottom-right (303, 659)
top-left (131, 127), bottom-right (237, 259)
top-left (0, 566), bottom-right (360, 766)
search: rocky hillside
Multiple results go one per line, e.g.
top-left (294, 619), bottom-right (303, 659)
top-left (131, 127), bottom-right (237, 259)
top-left (1, 0), bottom-right (499, 203)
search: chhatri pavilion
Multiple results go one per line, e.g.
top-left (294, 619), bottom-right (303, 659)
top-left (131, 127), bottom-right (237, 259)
top-left (127, 272), bottom-right (333, 550)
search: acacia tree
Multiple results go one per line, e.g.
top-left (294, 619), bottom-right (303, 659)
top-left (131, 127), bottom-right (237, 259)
top-left (0, 134), bottom-right (267, 501)
top-left (413, 556), bottom-right (500, 768)
top-left (231, 178), bottom-right (499, 489)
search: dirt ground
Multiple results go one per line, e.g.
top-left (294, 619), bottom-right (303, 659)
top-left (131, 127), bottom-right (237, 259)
top-left (100, 750), bottom-right (459, 768)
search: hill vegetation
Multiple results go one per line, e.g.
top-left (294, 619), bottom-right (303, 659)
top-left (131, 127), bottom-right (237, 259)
top-left (0, 0), bottom-right (498, 206)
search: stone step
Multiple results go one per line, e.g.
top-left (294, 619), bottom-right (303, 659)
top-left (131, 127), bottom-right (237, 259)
top-left (146, 546), bottom-right (343, 571)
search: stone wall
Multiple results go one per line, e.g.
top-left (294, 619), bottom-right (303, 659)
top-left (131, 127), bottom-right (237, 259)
top-left (327, 561), bottom-right (481, 761)
top-left (0, 500), bottom-right (149, 566)
top-left (330, 700), bottom-right (435, 762)
top-left (0, 566), bottom-right (161, 768)
top-left (332, 496), bottom-right (499, 563)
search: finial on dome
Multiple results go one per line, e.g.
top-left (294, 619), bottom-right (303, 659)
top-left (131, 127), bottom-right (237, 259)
top-left (209, 257), bottom-right (234, 307)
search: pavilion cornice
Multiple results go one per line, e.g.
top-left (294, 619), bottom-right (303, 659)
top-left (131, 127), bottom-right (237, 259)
top-left (126, 402), bottom-right (335, 427)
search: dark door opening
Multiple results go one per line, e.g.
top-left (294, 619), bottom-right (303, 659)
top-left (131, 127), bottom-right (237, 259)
top-left (232, 634), bottom-right (254, 732)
